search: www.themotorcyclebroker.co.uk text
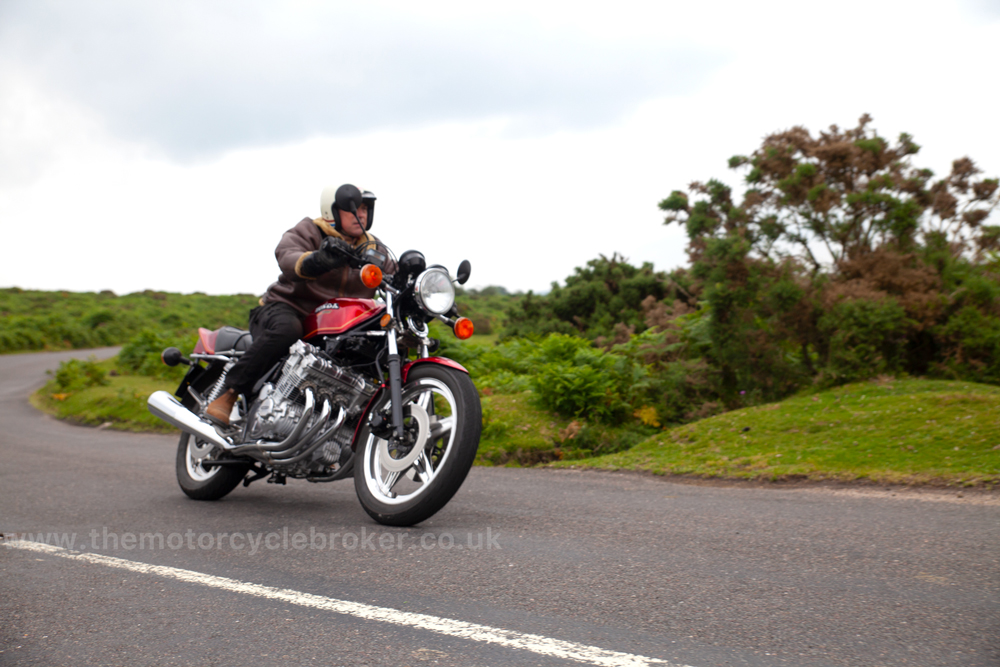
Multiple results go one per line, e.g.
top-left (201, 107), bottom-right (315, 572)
top-left (2, 527), bottom-right (501, 555)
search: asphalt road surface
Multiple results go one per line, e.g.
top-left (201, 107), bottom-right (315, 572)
top-left (1, 349), bottom-right (998, 666)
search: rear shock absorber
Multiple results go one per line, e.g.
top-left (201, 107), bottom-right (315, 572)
top-left (204, 360), bottom-right (237, 404)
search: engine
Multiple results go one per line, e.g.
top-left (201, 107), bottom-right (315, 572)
top-left (245, 340), bottom-right (377, 466)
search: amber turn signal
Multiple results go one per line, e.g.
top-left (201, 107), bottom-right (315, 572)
top-left (380, 313), bottom-right (392, 328)
top-left (360, 264), bottom-right (383, 289)
top-left (453, 317), bottom-right (474, 340)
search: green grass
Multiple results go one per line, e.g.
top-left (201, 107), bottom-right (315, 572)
top-left (553, 378), bottom-right (1000, 487)
top-left (31, 359), bottom-right (177, 433)
top-left (477, 391), bottom-right (655, 466)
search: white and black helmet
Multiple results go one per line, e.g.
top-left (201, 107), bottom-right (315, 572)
top-left (320, 184), bottom-right (377, 231)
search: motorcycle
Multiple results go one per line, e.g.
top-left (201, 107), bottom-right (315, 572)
top-left (147, 242), bottom-right (481, 526)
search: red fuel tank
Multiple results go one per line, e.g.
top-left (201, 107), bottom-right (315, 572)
top-left (303, 298), bottom-right (385, 340)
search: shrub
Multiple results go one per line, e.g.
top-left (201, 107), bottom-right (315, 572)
top-left (530, 334), bottom-right (637, 424)
top-left (118, 330), bottom-right (189, 380)
top-left (51, 357), bottom-right (109, 392)
top-left (445, 336), bottom-right (542, 393)
top-left (933, 306), bottom-right (1000, 383)
top-left (502, 255), bottom-right (675, 340)
top-left (818, 297), bottom-right (909, 383)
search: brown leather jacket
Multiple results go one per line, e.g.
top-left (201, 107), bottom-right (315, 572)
top-left (263, 217), bottom-right (396, 316)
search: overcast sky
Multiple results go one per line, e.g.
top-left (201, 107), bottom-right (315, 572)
top-left (2, 0), bottom-right (998, 296)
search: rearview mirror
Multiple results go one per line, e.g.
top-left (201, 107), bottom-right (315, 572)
top-left (456, 260), bottom-right (471, 285)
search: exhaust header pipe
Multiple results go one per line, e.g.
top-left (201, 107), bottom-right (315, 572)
top-left (148, 391), bottom-right (232, 450)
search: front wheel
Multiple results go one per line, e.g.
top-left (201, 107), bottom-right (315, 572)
top-left (354, 364), bottom-right (481, 526)
top-left (175, 433), bottom-right (249, 500)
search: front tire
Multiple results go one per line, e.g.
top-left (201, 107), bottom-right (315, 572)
top-left (175, 432), bottom-right (249, 500)
top-left (354, 365), bottom-right (481, 526)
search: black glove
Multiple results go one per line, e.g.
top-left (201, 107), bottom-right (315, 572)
top-left (321, 235), bottom-right (354, 257)
top-left (299, 237), bottom-right (351, 278)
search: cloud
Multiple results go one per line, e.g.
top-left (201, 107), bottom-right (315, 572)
top-left (0, 0), bottom-right (724, 161)
top-left (962, 0), bottom-right (1000, 20)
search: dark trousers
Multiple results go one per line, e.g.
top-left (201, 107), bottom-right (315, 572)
top-left (223, 301), bottom-right (304, 395)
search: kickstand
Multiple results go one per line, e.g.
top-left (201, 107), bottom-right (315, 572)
top-left (242, 464), bottom-right (269, 487)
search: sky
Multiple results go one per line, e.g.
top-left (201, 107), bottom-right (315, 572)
top-left (1, 0), bottom-right (999, 296)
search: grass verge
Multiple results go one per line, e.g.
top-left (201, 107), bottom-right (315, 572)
top-left (552, 378), bottom-right (1000, 487)
top-left (31, 359), bottom-right (177, 433)
top-left (478, 391), bottom-right (654, 466)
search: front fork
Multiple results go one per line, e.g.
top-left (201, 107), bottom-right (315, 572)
top-left (385, 325), bottom-right (406, 440)
top-left (382, 290), bottom-right (434, 441)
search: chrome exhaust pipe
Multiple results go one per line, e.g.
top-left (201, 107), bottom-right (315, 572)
top-left (231, 389), bottom-right (318, 456)
top-left (271, 405), bottom-right (346, 465)
top-left (147, 391), bottom-right (232, 450)
top-left (240, 398), bottom-right (332, 462)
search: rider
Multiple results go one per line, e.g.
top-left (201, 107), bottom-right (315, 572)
top-left (206, 184), bottom-right (395, 425)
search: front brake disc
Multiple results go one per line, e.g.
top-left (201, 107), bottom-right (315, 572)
top-left (376, 403), bottom-right (430, 472)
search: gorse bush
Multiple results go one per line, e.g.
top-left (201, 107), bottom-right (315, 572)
top-left (51, 357), bottom-right (109, 393)
top-left (118, 331), bottom-right (189, 380)
top-left (448, 333), bottom-right (643, 425)
top-left (503, 254), bottom-right (682, 341)
top-left (934, 305), bottom-right (1000, 382)
top-left (818, 297), bottom-right (909, 383)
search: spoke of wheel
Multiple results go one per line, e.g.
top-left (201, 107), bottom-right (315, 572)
top-left (416, 389), bottom-right (433, 412)
top-left (380, 470), bottom-right (402, 496)
top-left (415, 451), bottom-right (436, 484)
top-left (430, 416), bottom-right (454, 441)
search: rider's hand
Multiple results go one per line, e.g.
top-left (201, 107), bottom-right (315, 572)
top-left (321, 236), bottom-right (354, 257)
top-left (299, 237), bottom-right (351, 278)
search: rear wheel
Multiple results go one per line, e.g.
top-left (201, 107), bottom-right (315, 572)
top-left (175, 433), bottom-right (249, 500)
top-left (354, 364), bottom-right (481, 526)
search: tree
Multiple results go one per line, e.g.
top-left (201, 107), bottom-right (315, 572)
top-left (657, 114), bottom-right (1000, 395)
top-left (662, 114), bottom-right (999, 272)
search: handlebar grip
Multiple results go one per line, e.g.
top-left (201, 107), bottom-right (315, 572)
top-left (321, 236), bottom-right (354, 256)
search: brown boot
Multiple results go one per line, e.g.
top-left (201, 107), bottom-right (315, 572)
top-left (205, 388), bottom-right (238, 426)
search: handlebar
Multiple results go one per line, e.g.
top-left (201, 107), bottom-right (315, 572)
top-left (321, 236), bottom-right (388, 273)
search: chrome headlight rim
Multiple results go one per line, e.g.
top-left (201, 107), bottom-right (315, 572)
top-left (413, 267), bottom-right (455, 315)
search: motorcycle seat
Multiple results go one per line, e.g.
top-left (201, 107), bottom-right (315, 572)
top-left (214, 326), bottom-right (253, 353)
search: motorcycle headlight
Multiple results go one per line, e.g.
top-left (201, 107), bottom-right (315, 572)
top-left (414, 268), bottom-right (455, 315)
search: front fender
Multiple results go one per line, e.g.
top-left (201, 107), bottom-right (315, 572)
top-left (400, 356), bottom-right (469, 382)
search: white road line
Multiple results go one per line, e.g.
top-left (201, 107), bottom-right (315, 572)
top-left (8, 540), bottom-right (692, 667)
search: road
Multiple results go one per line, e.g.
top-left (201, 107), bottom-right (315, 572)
top-left (1, 349), bottom-right (998, 666)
